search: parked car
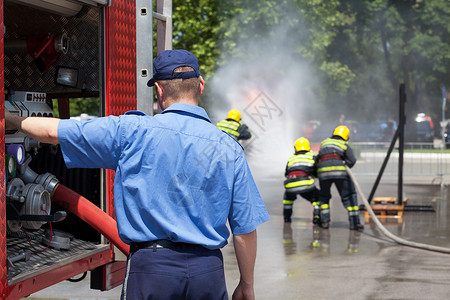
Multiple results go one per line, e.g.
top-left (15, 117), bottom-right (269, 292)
top-left (351, 121), bottom-right (386, 142)
top-left (444, 122), bottom-right (450, 148)
top-left (301, 120), bottom-right (320, 140)
top-left (307, 120), bottom-right (380, 143)
top-left (308, 122), bottom-right (336, 143)
top-left (405, 114), bottom-right (434, 143)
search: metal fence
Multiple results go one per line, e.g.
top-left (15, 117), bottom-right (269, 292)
top-left (350, 142), bottom-right (450, 184)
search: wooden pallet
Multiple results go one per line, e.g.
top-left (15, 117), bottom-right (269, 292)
top-left (364, 197), bottom-right (408, 224)
top-left (372, 196), bottom-right (408, 205)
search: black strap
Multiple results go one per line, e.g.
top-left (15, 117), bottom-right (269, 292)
top-left (130, 240), bottom-right (205, 252)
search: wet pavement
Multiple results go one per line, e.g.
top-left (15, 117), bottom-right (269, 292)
top-left (28, 171), bottom-right (450, 299)
top-left (234, 173), bottom-right (450, 300)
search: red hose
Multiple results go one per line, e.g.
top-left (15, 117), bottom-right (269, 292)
top-left (52, 184), bottom-right (130, 255)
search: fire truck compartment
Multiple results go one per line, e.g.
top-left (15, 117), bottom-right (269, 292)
top-left (7, 228), bottom-right (108, 285)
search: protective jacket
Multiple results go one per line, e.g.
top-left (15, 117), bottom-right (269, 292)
top-left (217, 119), bottom-right (251, 140)
top-left (316, 136), bottom-right (356, 181)
top-left (284, 150), bottom-right (317, 193)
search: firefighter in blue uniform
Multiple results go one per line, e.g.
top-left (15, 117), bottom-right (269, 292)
top-left (217, 109), bottom-right (251, 141)
top-left (283, 137), bottom-right (320, 223)
top-left (316, 125), bottom-right (364, 230)
top-left (6, 50), bottom-right (270, 299)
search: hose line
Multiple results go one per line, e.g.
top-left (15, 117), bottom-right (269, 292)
top-left (52, 184), bottom-right (130, 255)
top-left (347, 166), bottom-right (450, 254)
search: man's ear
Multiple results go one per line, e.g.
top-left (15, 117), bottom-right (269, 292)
top-left (154, 82), bottom-right (166, 110)
top-left (154, 82), bottom-right (164, 99)
top-left (199, 76), bottom-right (205, 95)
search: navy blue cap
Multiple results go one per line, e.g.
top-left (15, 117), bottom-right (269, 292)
top-left (147, 49), bottom-right (201, 87)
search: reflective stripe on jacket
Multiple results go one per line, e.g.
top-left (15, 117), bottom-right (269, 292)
top-left (284, 151), bottom-right (316, 192)
top-left (316, 137), bottom-right (352, 180)
top-left (217, 119), bottom-right (240, 138)
top-left (287, 151), bottom-right (315, 169)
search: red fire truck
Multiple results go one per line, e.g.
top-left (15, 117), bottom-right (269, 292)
top-left (0, 0), bottom-right (172, 298)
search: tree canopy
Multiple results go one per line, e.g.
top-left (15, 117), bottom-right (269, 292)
top-left (171, 0), bottom-right (450, 126)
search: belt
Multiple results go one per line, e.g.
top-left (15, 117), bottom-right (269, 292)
top-left (130, 239), bottom-right (205, 253)
top-left (319, 153), bottom-right (342, 162)
top-left (287, 170), bottom-right (308, 178)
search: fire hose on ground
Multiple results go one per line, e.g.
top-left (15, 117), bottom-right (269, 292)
top-left (346, 166), bottom-right (450, 254)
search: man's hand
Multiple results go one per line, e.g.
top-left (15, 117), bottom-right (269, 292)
top-left (232, 280), bottom-right (255, 300)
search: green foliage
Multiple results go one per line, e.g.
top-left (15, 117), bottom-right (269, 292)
top-left (320, 61), bottom-right (355, 92)
top-left (52, 98), bottom-right (100, 118)
top-left (169, 0), bottom-right (450, 123)
top-left (172, 0), bottom-right (230, 79)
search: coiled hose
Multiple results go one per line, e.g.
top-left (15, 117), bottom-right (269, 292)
top-left (346, 166), bottom-right (450, 254)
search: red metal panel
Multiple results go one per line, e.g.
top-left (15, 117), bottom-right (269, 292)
top-left (5, 249), bottom-right (114, 300)
top-left (1, 2), bottom-right (136, 297)
top-left (104, 0), bottom-right (137, 220)
top-left (0, 0), bottom-right (6, 298)
top-left (104, 1), bottom-right (136, 116)
top-left (91, 260), bottom-right (126, 291)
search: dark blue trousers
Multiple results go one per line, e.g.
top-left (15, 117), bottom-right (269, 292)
top-left (121, 246), bottom-right (228, 300)
top-left (319, 176), bottom-right (358, 208)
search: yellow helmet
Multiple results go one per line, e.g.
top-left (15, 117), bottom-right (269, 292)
top-left (294, 137), bottom-right (310, 152)
top-left (227, 109), bottom-right (241, 122)
top-left (333, 125), bottom-right (350, 141)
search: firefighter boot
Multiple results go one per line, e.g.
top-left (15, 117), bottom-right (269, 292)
top-left (349, 214), bottom-right (364, 231)
top-left (283, 206), bottom-right (293, 223)
top-left (319, 204), bottom-right (330, 229)
top-left (312, 201), bottom-right (320, 224)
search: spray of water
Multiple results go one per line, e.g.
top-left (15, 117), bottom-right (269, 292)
top-left (207, 21), bottom-right (322, 179)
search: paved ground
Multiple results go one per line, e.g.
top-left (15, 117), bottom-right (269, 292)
top-left (28, 168), bottom-right (450, 299)
top-left (244, 174), bottom-right (450, 300)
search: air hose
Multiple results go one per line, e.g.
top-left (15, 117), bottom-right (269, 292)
top-left (346, 166), bottom-right (450, 254)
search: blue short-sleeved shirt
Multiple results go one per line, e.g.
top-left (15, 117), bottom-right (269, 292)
top-left (58, 103), bottom-right (269, 249)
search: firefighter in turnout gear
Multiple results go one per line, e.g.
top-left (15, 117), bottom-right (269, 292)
top-left (283, 137), bottom-right (320, 223)
top-left (315, 126), bottom-right (364, 230)
top-left (216, 109), bottom-right (252, 141)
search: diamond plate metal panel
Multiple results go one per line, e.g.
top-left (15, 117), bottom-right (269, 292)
top-left (4, 4), bottom-right (100, 92)
top-left (107, 169), bottom-right (115, 218)
top-left (1, 0), bottom-right (7, 297)
top-left (2, 3), bottom-right (107, 297)
top-left (104, 0), bottom-right (136, 116)
top-left (104, 1), bottom-right (137, 218)
top-left (6, 229), bottom-right (102, 281)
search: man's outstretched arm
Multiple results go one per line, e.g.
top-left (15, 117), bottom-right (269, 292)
top-left (237, 124), bottom-right (251, 140)
top-left (5, 110), bottom-right (60, 144)
top-left (232, 229), bottom-right (257, 300)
